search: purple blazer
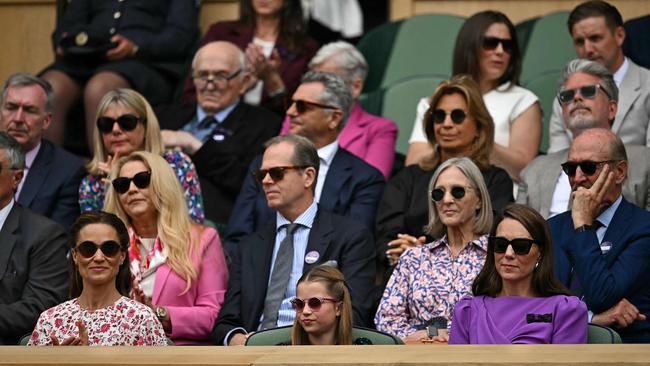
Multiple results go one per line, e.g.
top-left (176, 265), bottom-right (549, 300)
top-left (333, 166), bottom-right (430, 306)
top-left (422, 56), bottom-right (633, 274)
top-left (449, 295), bottom-right (588, 344)
top-left (152, 226), bottom-right (228, 344)
top-left (281, 103), bottom-right (397, 178)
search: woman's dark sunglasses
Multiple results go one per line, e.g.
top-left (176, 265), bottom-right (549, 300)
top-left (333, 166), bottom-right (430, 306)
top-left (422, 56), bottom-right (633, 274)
top-left (431, 109), bottom-right (467, 124)
top-left (253, 166), bottom-right (307, 184)
top-left (290, 297), bottom-right (340, 312)
top-left (292, 99), bottom-right (339, 114)
top-left (489, 236), bottom-right (537, 255)
top-left (482, 36), bottom-right (514, 53)
top-left (557, 84), bottom-right (612, 105)
top-left (75, 240), bottom-right (122, 258)
top-left (112, 171), bottom-right (152, 194)
top-left (96, 114), bottom-right (143, 134)
top-left (560, 160), bottom-right (617, 177)
top-left (431, 186), bottom-right (469, 202)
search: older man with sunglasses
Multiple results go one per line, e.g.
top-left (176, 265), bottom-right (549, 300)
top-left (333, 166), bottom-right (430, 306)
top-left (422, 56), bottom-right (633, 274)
top-left (158, 41), bottom-right (282, 226)
top-left (548, 128), bottom-right (650, 343)
top-left (517, 59), bottom-right (650, 218)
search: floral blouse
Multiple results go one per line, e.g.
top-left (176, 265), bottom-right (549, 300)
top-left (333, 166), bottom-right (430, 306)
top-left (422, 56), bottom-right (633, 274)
top-left (375, 234), bottom-right (488, 339)
top-left (79, 150), bottom-right (205, 223)
top-left (28, 297), bottom-right (167, 346)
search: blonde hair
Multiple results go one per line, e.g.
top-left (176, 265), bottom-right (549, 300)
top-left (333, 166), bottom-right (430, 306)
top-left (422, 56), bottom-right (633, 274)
top-left (104, 151), bottom-right (198, 291)
top-left (87, 89), bottom-right (164, 175)
top-left (291, 266), bottom-right (353, 345)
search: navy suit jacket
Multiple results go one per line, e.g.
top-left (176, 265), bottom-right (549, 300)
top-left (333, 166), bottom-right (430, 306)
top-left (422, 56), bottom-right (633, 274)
top-left (549, 198), bottom-right (650, 342)
top-left (211, 208), bottom-right (376, 345)
top-left (17, 139), bottom-right (85, 230)
top-left (224, 147), bottom-right (385, 256)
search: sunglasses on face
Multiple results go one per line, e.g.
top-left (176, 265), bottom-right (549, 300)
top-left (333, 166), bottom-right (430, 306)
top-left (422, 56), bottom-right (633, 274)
top-left (431, 186), bottom-right (471, 202)
top-left (490, 236), bottom-right (537, 255)
top-left (431, 109), bottom-right (467, 125)
top-left (290, 297), bottom-right (340, 312)
top-left (482, 36), bottom-right (514, 53)
top-left (253, 165), bottom-right (307, 184)
top-left (560, 160), bottom-right (617, 177)
top-left (557, 84), bottom-right (612, 105)
top-left (291, 99), bottom-right (339, 114)
top-left (111, 171), bottom-right (152, 194)
top-left (96, 114), bottom-right (143, 134)
top-left (75, 240), bottom-right (122, 258)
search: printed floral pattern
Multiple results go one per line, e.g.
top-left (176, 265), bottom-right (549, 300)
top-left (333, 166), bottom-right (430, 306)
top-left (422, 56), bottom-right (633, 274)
top-left (375, 235), bottom-right (488, 339)
top-left (28, 297), bottom-right (167, 346)
top-left (79, 150), bottom-right (205, 223)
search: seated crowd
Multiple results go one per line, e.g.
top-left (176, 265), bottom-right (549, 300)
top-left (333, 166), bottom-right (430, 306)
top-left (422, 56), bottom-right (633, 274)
top-left (2, 0), bottom-right (650, 347)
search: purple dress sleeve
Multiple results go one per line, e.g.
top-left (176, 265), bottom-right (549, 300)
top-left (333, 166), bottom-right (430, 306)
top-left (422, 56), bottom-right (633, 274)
top-left (551, 295), bottom-right (588, 344)
top-left (449, 296), bottom-right (472, 344)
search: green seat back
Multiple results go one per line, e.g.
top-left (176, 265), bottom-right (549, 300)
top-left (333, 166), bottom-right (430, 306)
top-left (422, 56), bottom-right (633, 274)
top-left (357, 20), bottom-right (404, 94)
top-left (515, 16), bottom-right (540, 57)
top-left (380, 75), bottom-right (447, 154)
top-left (587, 323), bottom-right (622, 344)
top-left (245, 326), bottom-right (403, 346)
top-left (521, 69), bottom-right (562, 153)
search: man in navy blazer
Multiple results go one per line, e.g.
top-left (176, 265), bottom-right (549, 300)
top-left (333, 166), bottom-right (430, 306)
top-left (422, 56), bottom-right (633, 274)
top-left (0, 74), bottom-right (84, 230)
top-left (549, 128), bottom-right (650, 343)
top-left (212, 135), bottom-right (375, 345)
top-left (224, 71), bottom-right (384, 255)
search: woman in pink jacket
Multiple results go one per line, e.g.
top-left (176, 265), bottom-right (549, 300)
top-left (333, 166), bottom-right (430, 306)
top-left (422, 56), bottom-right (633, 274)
top-left (105, 151), bottom-right (228, 344)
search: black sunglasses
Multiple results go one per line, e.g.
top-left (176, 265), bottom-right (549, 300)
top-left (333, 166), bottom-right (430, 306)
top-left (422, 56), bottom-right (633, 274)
top-left (431, 186), bottom-right (471, 202)
top-left (292, 99), bottom-right (339, 114)
top-left (112, 171), bottom-right (152, 194)
top-left (557, 84), bottom-right (612, 105)
top-left (482, 36), bottom-right (514, 53)
top-left (560, 160), bottom-right (617, 177)
top-left (253, 166), bottom-right (307, 184)
top-left (290, 297), bottom-right (340, 312)
top-left (75, 240), bottom-right (122, 258)
top-left (490, 236), bottom-right (537, 255)
top-left (431, 109), bottom-right (467, 124)
top-left (96, 114), bottom-right (144, 134)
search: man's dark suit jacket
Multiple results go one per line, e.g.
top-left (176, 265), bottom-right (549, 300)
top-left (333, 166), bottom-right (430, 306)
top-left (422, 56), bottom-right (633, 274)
top-left (18, 139), bottom-right (85, 230)
top-left (224, 148), bottom-right (385, 256)
top-left (549, 198), bottom-right (650, 343)
top-left (0, 204), bottom-right (68, 344)
top-left (211, 208), bottom-right (376, 345)
top-left (157, 101), bottom-right (282, 224)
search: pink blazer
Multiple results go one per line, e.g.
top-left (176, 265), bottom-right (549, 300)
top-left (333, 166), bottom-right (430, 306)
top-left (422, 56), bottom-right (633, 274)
top-left (152, 226), bottom-right (228, 344)
top-left (281, 103), bottom-right (397, 178)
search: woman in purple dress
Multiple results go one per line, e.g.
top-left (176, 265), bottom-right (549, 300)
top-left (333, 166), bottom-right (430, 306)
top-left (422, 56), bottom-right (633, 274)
top-left (448, 203), bottom-right (588, 344)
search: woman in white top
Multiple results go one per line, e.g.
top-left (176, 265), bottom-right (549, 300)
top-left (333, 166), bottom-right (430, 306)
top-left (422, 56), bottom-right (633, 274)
top-left (405, 11), bottom-right (541, 182)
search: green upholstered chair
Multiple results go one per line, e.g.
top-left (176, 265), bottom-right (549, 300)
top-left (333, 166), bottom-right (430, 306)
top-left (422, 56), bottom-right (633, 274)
top-left (521, 69), bottom-right (562, 153)
top-left (357, 20), bottom-right (404, 94)
top-left (587, 323), bottom-right (622, 344)
top-left (245, 325), bottom-right (403, 346)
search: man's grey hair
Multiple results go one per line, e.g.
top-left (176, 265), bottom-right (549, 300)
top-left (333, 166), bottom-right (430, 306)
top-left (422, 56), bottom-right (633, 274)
top-left (309, 41), bottom-right (368, 84)
top-left (264, 134), bottom-right (320, 191)
top-left (560, 59), bottom-right (618, 102)
top-left (301, 71), bottom-right (353, 131)
top-left (191, 42), bottom-right (246, 80)
top-left (0, 132), bottom-right (25, 169)
top-left (1, 73), bottom-right (54, 113)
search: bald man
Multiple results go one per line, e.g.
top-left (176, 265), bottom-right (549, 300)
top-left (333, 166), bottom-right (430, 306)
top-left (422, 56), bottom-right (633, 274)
top-left (159, 41), bottom-right (282, 225)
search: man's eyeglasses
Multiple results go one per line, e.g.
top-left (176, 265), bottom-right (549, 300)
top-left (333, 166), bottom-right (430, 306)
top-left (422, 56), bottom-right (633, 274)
top-left (431, 108), bottom-right (467, 125)
top-left (112, 171), bottom-right (152, 194)
top-left (482, 36), bottom-right (514, 53)
top-left (193, 69), bottom-right (242, 89)
top-left (291, 99), bottom-right (339, 114)
top-left (253, 166), bottom-right (308, 184)
top-left (75, 240), bottom-right (122, 258)
top-left (96, 114), bottom-right (143, 134)
top-left (560, 160), bottom-right (618, 177)
top-left (489, 236), bottom-right (538, 255)
top-left (557, 84), bottom-right (612, 105)
top-left (290, 297), bottom-right (340, 312)
top-left (431, 186), bottom-right (472, 202)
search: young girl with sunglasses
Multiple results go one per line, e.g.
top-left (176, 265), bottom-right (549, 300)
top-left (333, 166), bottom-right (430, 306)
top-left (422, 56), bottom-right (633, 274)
top-left (291, 266), bottom-right (353, 345)
top-left (448, 204), bottom-right (587, 344)
top-left (28, 211), bottom-right (167, 346)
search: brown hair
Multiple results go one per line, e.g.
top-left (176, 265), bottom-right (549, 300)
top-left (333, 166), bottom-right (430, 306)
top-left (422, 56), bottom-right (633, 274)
top-left (421, 75), bottom-right (494, 171)
top-left (568, 1), bottom-right (623, 34)
top-left (472, 204), bottom-right (571, 297)
top-left (239, 0), bottom-right (308, 55)
top-left (291, 266), bottom-right (353, 345)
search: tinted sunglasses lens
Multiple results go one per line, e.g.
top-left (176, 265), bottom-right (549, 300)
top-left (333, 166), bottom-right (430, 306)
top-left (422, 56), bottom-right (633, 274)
top-left (294, 100), bottom-right (307, 114)
top-left (431, 188), bottom-right (445, 201)
top-left (291, 298), bottom-right (305, 311)
top-left (511, 239), bottom-right (534, 255)
top-left (267, 167), bottom-right (285, 181)
top-left (432, 109), bottom-right (446, 124)
top-left (491, 237), bottom-right (509, 253)
top-left (501, 39), bottom-right (514, 52)
top-left (307, 297), bottom-right (324, 310)
top-left (450, 109), bottom-right (466, 124)
top-left (483, 37), bottom-right (499, 50)
top-left (578, 161), bottom-right (598, 175)
top-left (112, 177), bottom-right (130, 193)
top-left (450, 186), bottom-right (466, 199)
top-left (132, 171), bottom-right (151, 189)
top-left (580, 85), bottom-right (598, 98)
top-left (254, 169), bottom-right (266, 184)
top-left (96, 117), bottom-right (115, 133)
top-left (76, 242), bottom-right (98, 258)
top-left (558, 90), bottom-right (576, 104)
top-left (100, 241), bottom-right (122, 257)
top-left (116, 115), bottom-right (139, 131)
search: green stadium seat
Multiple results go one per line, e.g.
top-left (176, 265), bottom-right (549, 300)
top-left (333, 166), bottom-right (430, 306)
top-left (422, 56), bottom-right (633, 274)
top-left (245, 325), bottom-right (403, 346)
top-left (521, 69), bottom-right (562, 153)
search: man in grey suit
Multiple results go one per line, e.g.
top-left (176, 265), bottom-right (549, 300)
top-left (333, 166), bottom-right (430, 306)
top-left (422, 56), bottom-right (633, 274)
top-left (519, 59), bottom-right (650, 218)
top-left (0, 132), bottom-right (68, 344)
top-left (548, 0), bottom-right (650, 153)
